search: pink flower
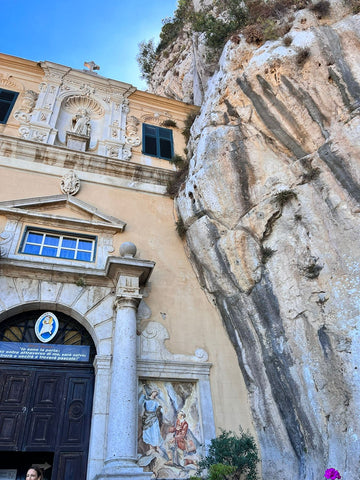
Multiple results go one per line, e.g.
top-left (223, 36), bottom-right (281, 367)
top-left (324, 468), bottom-right (341, 479)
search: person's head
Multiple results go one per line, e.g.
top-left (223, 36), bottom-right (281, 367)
top-left (150, 390), bottom-right (158, 399)
top-left (26, 466), bottom-right (43, 480)
top-left (177, 411), bottom-right (186, 420)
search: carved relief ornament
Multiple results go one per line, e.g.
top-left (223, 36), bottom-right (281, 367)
top-left (60, 170), bottom-right (81, 195)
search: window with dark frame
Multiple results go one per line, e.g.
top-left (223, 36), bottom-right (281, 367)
top-left (0, 88), bottom-right (18, 124)
top-left (142, 123), bottom-right (174, 160)
top-left (20, 228), bottom-right (96, 262)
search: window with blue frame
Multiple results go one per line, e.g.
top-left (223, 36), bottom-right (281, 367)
top-left (142, 123), bottom-right (173, 160)
top-left (0, 89), bottom-right (18, 124)
top-left (20, 228), bottom-right (96, 262)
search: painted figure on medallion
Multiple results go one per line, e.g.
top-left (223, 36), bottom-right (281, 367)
top-left (138, 381), bottom-right (201, 479)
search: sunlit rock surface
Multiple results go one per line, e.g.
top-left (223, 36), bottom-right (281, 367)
top-left (150, 2), bottom-right (360, 478)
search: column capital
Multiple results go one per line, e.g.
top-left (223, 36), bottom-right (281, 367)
top-left (114, 295), bottom-right (142, 311)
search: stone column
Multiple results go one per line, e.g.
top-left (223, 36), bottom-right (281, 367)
top-left (99, 275), bottom-right (151, 480)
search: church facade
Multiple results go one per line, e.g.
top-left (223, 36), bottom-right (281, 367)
top-left (0, 53), bottom-right (253, 480)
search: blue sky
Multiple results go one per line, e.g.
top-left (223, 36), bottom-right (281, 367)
top-left (1, 0), bottom-right (178, 90)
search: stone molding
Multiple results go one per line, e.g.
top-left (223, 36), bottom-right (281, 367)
top-left (0, 134), bottom-right (174, 192)
top-left (0, 194), bottom-right (125, 232)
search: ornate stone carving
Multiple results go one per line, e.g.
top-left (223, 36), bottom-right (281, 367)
top-left (141, 112), bottom-right (174, 126)
top-left (64, 95), bottom-right (104, 118)
top-left (14, 90), bottom-right (38, 123)
top-left (19, 90), bottom-right (38, 114)
top-left (125, 116), bottom-right (141, 147)
top-left (122, 146), bottom-right (132, 160)
top-left (0, 230), bottom-right (14, 257)
top-left (60, 170), bottom-right (81, 195)
top-left (33, 130), bottom-right (47, 142)
top-left (0, 73), bottom-right (18, 90)
top-left (19, 126), bottom-right (30, 139)
top-left (79, 84), bottom-right (96, 96)
top-left (107, 145), bottom-right (120, 158)
top-left (139, 322), bottom-right (209, 362)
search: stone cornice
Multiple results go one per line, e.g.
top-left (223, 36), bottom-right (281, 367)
top-left (0, 255), bottom-right (155, 288)
top-left (137, 359), bottom-right (212, 379)
top-left (0, 53), bottom-right (43, 78)
top-left (0, 134), bottom-right (174, 193)
top-left (130, 90), bottom-right (200, 116)
top-left (40, 61), bottom-right (137, 97)
top-left (0, 194), bottom-right (126, 233)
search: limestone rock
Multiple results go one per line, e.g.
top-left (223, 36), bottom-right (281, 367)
top-left (152, 2), bottom-right (360, 479)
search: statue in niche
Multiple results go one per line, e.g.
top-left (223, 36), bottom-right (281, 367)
top-left (71, 108), bottom-right (91, 136)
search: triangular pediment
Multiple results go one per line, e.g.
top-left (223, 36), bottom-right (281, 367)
top-left (0, 194), bottom-right (126, 232)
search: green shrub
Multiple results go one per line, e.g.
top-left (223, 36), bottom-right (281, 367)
top-left (283, 35), bottom-right (293, 46)
top-left (137, 40), bottom-right (157, 81)
top-left (175, 217), bottom-right (187, 238)
top-left (244, 24), bottom-right (264, 44)
top-left (209, 464), bottom-right (236, 480)
top-left (310, 1), bottom-right (331, 17)
top-left (295, 47), bottom-right (310, 66)
top-left (182, 111), bottom-right (198, 143)
top-left (274, 189), bottom-right (297, 207)
top-left (350, 0), bottom-right (360, 14)
top-left (198, 429), bottom-right (259, 480)
top-left (162, 119), bottom-right (177, 128)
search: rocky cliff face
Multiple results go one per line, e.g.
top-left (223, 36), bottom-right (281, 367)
top-left (149, 2), bottom-right (360, 479)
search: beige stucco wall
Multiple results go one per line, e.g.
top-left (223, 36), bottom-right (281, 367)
top-left (0, 53), bottom-right (254, 437)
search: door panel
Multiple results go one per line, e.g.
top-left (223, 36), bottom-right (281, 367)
top-left (54, 451), bottom-right (86, 480)
top-left (0, 371), bottom-right (32, 449)
top-left (59, 375), bottom-right (94, 448)
top-left (23, 373), bottom-right (64, 450)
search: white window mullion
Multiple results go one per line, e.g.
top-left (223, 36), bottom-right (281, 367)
top-left (39, 233), bottom-right (46, 255)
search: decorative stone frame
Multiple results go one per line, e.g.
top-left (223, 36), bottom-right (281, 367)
top-left (0, 194), bottom-right (126, 270)
top-left (137, 321), bottom-right (216, 455)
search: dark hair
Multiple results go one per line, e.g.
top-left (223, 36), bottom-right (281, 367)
top-left (27, 466), bottom-right (43, 479)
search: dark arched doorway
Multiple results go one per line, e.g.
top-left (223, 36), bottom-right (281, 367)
top-left (0, 310), bottom-right (96, 480)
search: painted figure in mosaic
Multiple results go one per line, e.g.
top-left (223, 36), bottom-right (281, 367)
top-left (166, 411), bottom-right (196, 467)
top-left (142, 390), bottom-right (163, 453)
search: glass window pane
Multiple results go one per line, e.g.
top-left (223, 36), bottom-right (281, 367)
top-left (42, 246), bottom-right (57, 257)
top-left (62, 237), bottom-right (77, 248)
top-left (44, 235), bottom-right (59, 246)
top-left (23, 244), bottom-right (41, 255)
top-left (159, 127), bottom-right (172, 139)
top-left (78, 240), bottom-right (92, 250)
top-left (160, 138), bottom-right (172, 159)
top-left (144, 124), bottom-right (157, 136)
top-left (0, 103), bottom-right (10, 122)
top-left (27, 232), bottom-right (43, 244)
top-left (60, 249), bottom-right (75, 259)
top-left (0, 91), bottom-right (16, 102)
top-left (144, 136), bottom-right (157, 155)
top-left (76, 251), bottom-right (92, 261)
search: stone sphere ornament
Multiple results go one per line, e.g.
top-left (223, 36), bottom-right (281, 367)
top-left (119, 241), bottom-right (137, 258)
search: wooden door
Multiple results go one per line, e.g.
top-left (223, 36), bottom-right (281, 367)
top-left (0, 369), bottom-right (33, 450)
top-left (0, 364), bottom-right (94, 480)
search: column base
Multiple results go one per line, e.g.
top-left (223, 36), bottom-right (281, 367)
top-left (94, 459), bottom-right (153, 480)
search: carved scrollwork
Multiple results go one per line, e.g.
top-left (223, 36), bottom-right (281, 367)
top-left (0, 230), bottom-right (14, 257)
top-left (125, 116), bottom-right (141, 147)
top-left (14, 90), bottom-right (38, 123)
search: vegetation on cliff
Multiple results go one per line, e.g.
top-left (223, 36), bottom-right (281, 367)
top-left (137, 0), bottom-right (339, 82)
